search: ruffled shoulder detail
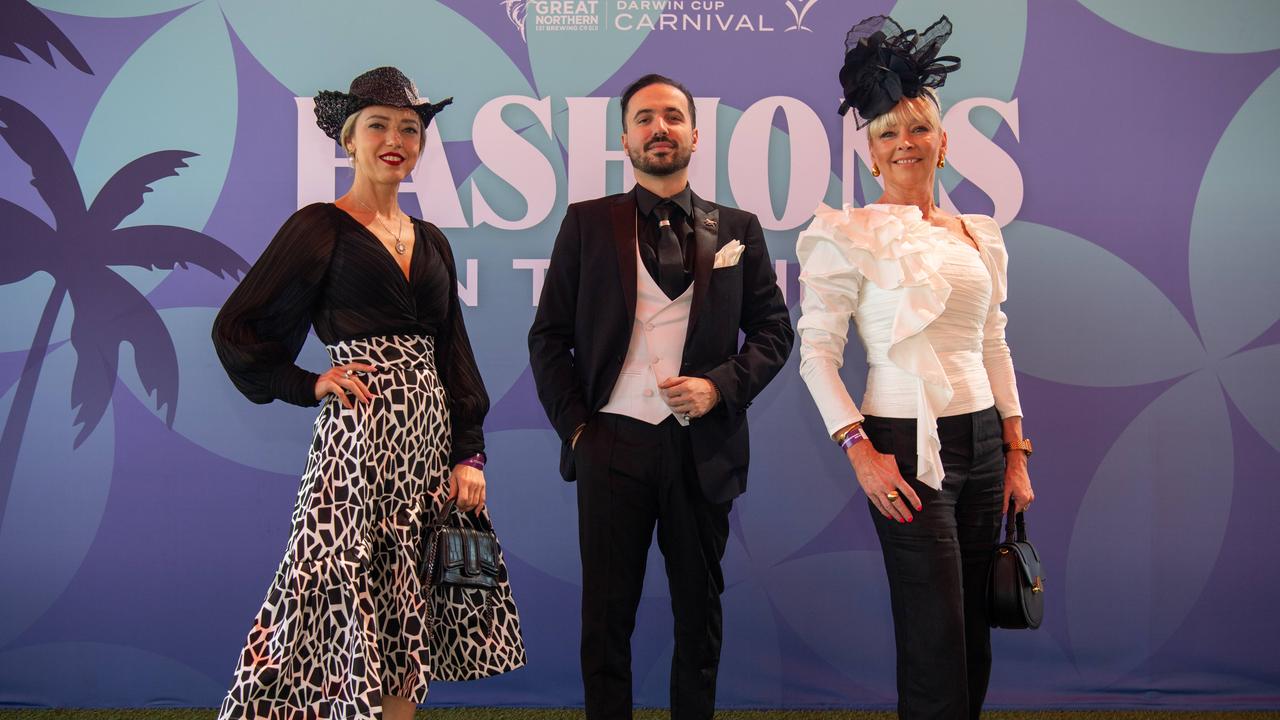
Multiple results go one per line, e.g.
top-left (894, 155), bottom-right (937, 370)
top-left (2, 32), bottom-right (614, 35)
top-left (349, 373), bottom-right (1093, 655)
top-left (798, 203), bottom-right (955, 490)
top-left (960, 214), bottom-right (1009, 304)
top-left (799, 203), bottom-right (954, 292)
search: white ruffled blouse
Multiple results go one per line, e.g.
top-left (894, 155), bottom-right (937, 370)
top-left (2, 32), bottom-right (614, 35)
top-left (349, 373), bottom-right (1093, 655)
top-left (796, 203), bottom-right (1022, 490)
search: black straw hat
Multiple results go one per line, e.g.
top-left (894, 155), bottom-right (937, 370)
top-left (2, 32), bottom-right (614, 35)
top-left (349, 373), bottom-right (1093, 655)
top-left (313, 66), bottom-right (452, 142)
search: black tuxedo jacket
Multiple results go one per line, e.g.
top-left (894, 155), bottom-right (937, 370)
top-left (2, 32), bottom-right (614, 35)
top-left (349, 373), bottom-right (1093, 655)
top-left (528, 188), bottom-right (794, 504)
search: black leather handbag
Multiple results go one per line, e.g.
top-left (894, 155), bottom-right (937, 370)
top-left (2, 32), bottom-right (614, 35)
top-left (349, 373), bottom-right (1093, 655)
top-left (423, 498), bottom-right (500, 590)
top-left (987, 501), bottom-right (1045, 629)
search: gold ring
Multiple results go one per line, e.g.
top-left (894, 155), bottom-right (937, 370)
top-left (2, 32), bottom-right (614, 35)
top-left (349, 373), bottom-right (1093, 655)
top-left (885, 490), bottom-right (900, 502)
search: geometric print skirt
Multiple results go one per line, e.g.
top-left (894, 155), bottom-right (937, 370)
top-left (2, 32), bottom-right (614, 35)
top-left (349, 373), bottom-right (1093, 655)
top-left (217, 335), bottom-right (526, 720)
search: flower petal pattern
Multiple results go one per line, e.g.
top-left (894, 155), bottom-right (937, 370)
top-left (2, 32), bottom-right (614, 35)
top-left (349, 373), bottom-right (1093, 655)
top-left (1077, 0), bottom-right (1280, 54)
top-left (1001, 220), bottom-right (1204, 386)
top-left (220, 0), bottom-right (534, 143)
top-left (1066, 369), bottom-right (1232, 683)
top-left (31, 0), bottom-right (198, 18)
top-left (1189, 67), bottom-right (1280, 359)
top-left (74, 1), bottom-right (236, 235)
top-left (1218, 345), bottom-right (1280, 453)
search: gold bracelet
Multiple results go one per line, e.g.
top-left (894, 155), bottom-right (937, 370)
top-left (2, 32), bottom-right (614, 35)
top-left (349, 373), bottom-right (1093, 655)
top-left (832, 421), bottom-right (862, 444)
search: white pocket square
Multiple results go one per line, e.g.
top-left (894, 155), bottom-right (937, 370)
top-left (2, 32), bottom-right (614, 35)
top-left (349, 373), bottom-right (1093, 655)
top-left (713, 239), bottom-right (745, 269)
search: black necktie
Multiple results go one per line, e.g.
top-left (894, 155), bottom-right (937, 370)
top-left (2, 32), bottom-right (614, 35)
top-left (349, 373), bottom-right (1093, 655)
top-left (652, 202), bottom-right (685, 299)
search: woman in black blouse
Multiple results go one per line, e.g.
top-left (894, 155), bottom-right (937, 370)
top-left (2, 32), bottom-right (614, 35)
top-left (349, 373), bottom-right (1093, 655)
top-left (212, 67), bottom-right (524, 720)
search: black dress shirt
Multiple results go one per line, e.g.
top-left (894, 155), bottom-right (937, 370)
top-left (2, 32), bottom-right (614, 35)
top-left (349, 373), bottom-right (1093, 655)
top-left (634, 184), bottom-right (695, 296)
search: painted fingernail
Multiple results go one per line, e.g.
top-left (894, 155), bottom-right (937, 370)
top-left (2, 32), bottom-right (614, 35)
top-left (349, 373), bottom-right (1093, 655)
top-left (906, 517), bottom-right (913, 523)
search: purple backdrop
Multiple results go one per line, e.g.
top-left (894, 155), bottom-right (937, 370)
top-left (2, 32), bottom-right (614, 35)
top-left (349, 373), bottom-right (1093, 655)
top-left (1, 0), bottom-right (1278, 710)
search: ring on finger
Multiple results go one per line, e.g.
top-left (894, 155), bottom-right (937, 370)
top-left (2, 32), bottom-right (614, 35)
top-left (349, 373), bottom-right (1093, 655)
top-left (343, 369), bottom-right (354, 379)
top-left (885, 490), bottom-right (900, 502)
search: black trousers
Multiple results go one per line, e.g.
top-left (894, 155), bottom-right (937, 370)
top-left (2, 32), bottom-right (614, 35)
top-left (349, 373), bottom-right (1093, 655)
top-left (862, 407), bottom-right (1005, 720)
top-left (575, 412), bottom-right (732, 720)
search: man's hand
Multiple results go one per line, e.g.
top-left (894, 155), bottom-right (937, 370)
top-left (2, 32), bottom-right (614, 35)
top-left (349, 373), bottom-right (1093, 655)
top-left (659, 376), bottom-right (720, 419)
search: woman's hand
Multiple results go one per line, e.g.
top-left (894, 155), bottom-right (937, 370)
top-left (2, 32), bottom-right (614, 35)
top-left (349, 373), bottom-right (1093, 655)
top-left (314, 363), bottom-right (378, 409)
top-left (848, 441), bottom-right (922, 523)
top-left (448, 463), bottom-right (487, 512)
top-left (1003, 451), bottom-right (1034, 514)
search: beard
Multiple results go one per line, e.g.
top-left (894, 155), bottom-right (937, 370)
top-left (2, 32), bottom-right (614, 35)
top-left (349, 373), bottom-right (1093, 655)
top-left (627, 136), bottom-right (693, 176)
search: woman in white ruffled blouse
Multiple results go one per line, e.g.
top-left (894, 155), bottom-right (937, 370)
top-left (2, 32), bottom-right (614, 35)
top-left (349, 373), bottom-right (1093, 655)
top-left (797, 15), bottom-right (1034, 720)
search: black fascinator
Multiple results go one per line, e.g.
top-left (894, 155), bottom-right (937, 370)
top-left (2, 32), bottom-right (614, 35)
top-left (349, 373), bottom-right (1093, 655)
top-left (837, 15), bottom-right (960, 128)
top-left (314, 66), bottom-right (453, 142)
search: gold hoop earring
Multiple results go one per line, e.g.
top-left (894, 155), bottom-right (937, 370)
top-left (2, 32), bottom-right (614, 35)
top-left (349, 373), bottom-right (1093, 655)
top-left (871, 164), bottom-right (881, 178)
top-left (937, 156), bottom-right (945, 169)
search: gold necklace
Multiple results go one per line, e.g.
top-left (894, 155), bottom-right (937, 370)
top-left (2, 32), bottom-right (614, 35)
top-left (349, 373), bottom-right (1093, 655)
top-left (355, 197), bottom-right (406, 255)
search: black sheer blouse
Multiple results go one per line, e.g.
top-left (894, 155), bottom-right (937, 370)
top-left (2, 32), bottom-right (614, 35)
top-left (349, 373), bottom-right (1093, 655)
top-left (212, 203), bottom-right (488, 463)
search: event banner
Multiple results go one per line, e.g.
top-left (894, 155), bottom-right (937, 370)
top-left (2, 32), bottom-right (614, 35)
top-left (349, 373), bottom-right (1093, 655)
top-left (1, 0), bottom-right (1278, 709)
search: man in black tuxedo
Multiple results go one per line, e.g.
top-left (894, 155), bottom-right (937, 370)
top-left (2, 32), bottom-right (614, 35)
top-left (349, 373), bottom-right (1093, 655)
top-left (528, 74), bottom-right (794, 720)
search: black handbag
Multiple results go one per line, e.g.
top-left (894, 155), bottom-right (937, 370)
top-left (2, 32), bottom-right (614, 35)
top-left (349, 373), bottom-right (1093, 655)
top-left (423, 498), bottom-right (500, 590)
top-left (420, 498), bottom-right (509, 660)
top-left (987, 500), bottom-right (1045, 629)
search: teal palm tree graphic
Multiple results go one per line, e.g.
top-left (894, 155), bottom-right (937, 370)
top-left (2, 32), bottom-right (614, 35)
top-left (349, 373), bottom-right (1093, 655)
top-left (0, 96), bottom-right (249, 519)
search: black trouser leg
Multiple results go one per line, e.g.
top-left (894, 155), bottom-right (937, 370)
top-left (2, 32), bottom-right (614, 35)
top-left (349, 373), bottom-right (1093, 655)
top-left (864, 408), bottom-right (1004, 720)
top-left (956, 409), bottom-right (1005, 720)
top-left (577, 414), bottom-right (659, 720)
top-left (656, 422), bottom-right (730, 720)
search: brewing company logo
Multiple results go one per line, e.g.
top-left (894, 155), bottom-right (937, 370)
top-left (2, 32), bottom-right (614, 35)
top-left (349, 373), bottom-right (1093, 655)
top-left (509, 0), bottom-right (823, 40)
top-left (521, 0), bottom-right (602, 34)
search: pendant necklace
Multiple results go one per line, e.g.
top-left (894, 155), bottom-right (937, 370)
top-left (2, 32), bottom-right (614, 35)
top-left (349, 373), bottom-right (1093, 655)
top-left (356, 197), bottom-right (406, 254)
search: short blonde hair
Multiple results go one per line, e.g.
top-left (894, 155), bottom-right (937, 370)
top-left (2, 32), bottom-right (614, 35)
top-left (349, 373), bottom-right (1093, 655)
top-left (865, 88), bottom-right (942, 138)
top-left (340, 110), bottom-right (362, 156)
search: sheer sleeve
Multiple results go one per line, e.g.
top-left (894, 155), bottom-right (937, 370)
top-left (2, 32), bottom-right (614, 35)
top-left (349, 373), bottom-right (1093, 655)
top-left (212, 203), bottom-right (335, 407)
top-left (421, 221), bottom-right (490, 464)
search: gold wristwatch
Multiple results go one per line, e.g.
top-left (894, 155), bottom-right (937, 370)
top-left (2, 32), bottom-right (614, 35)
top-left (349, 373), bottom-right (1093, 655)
top-left (1003, 438), bottom-right (1033, 456)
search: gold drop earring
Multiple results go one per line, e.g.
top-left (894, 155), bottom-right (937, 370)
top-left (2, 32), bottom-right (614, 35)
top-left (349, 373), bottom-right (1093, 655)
top-left (871, 164), bottom-right (881, 177)
top-left (937, 155), bottom-right (945, 169)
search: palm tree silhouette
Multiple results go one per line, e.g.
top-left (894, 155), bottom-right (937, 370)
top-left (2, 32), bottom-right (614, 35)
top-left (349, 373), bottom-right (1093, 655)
top-left (0, 96), bottom-right (249, 519)
top-left (1, 0), bottom-right (93, 73)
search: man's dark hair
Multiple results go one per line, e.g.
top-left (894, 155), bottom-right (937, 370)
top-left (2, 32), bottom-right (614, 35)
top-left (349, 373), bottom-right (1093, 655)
top-left (620, 74), bottom-right (697, 129)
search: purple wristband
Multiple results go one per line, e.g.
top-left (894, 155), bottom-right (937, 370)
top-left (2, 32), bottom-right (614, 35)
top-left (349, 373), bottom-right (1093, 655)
top-left (458, 453), bottom-right (486, 471)
top-left (839, 426), bottom-right (866, 451)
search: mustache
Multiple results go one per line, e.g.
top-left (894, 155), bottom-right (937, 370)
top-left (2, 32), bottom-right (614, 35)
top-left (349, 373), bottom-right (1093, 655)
top-left (645, 135), bottom-right (678, 150)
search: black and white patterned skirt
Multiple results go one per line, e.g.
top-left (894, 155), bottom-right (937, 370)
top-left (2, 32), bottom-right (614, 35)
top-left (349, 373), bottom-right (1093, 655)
top-left (218, 334), bottom-right (525, 720)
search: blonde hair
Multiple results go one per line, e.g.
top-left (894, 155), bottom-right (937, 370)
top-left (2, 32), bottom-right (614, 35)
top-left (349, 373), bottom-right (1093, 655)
top-left (339, 107), bottom-right (424, 156)
top-left (865, 88), bottom-right (942, 138)
top-left (340, 110), bottom-right (362, 156)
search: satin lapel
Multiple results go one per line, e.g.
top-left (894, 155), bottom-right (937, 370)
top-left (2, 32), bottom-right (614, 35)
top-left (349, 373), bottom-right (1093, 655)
top-left (611, 196), bottom-right (638, 323)
top-left (687, 199), bottom-right (719, 338)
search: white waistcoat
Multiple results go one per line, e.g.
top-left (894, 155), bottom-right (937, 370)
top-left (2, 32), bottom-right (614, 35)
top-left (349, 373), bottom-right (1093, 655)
top-left (600, 239), bottom-right (694, 425)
